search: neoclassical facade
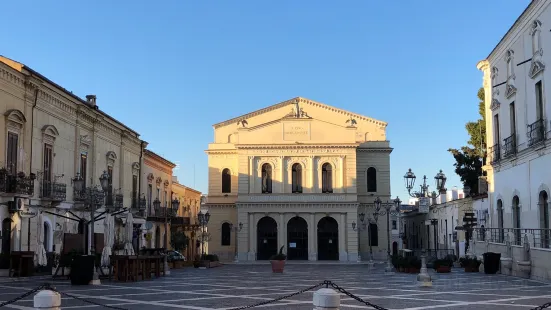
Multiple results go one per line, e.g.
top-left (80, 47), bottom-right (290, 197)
top-left (205, 97), bottom-right (392, 261)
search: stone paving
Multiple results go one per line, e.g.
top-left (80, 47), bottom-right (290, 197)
top-left (1, 264), bottom-right (551, 309)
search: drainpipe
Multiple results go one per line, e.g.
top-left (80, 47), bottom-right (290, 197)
top-left (27, 87), bottom-right (39, 251)
top-left (138, 140), bottom-right (144, 249)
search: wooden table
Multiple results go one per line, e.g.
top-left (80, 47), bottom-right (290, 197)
top-left (110, 255), bottom-right (163, 282)
top-left (9, 251), bottom-right (35, 277)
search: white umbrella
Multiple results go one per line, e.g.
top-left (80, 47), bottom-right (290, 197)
top-left (35, 212), bottom-right (47, 266)
top-left (101, 213), bottom-right (113, 266)
top-left (123, 212), bottom-right (135, 255)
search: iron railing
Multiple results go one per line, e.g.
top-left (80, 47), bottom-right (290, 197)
top-left (528, 118), bottom-right (546, 147)
top-left (503, 134), bottom-right (516, 157)
top-left (473, 227), bottom-right (551, 249)
top-left (39, 180), bottom-right (67, 201)
top-left (0, 170), bottom-right (35, 196)
top-left (488, 143), bottom-right (500, 164)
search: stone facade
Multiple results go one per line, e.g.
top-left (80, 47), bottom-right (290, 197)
top-left (205, 97), bottom-right (392, 261)
top-left (172, 180), bottom-right (201, 259)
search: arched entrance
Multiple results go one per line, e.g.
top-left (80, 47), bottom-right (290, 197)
top-left (392, 241), bottom-right (398, 256)
top-left (317, 216), bottom-right (338, 260)
top-left (287, 216), bottom-right (308, 260)
top-left (2, 218), bottom-right (12, 254)
top-left (155, 226), bottom-right (161, 248)
top-left (257, 216), bottom-right (278, 260)
top-left (43, 222), bottom-right (50, 252)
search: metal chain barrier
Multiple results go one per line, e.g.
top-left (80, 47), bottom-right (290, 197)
top-left (226, 282), bottom-right (325, 310)
top-left (0, 283), bottom-right (47, 307)
top-left (531, 302), bottom-right (551, 310)
top-left (326, 280), bottom-right (388, 310)
top-left (50, 287), bottom-right (129, 310)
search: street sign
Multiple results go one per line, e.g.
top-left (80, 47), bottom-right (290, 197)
top-left (19, 206), bottom-right (38, 218)
top-left (418, 197), bottom-right (430, 213)
top-left (145, 221), bottom-right (153, 230)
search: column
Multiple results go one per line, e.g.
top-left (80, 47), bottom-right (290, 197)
top-left (339, 156), bottom-right (345, 193)
top-left (278, 213), bottom-right (285, 251)
top-left (339, 213), bottom-right (347, 261)
top-left (309, 213), bottom-right (317, 260)
top-left (248, 213), bottom-right (255, 261)
top-left (119, 135), bottom-right (125, 194)
top-left (279, 156), bottom-right (285, 193)
top-left (308, 156), bottom-right (315, 193)
top-left (249, 156), bottom-right (254, 193)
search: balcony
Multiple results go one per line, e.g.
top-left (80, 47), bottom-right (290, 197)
top-left (502, 135), bottom-right (516, 158)
top-left (147, 207), bottom-right (178, 222)
top-left (528, 119), bottom-right (546, 147)
top-left (171, 216), bottom-right (191, 226)
top-left (40, 180), bottom-right (67, 201)
top-left (488, 144), bottom-right (500, 164)
top-left (0, 170), bottom-right (35, 196)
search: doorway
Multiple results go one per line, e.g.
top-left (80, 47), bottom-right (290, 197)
top-left (257, 216), bottom-right (278, 260)
top-left (317, 217), bottom-right (338, 260)
top-left (287, 216), bottom-right (308, 260)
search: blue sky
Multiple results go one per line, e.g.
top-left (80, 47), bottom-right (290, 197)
top-left (2, 0), bottom-right (530, 202)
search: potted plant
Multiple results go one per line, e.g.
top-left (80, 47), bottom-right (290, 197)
top-left (433, 258), bottom-right (453, 273)
top-left (459, 257), bottom-right (481, 272)
top-left (270, 246), bottom-right (286, 273)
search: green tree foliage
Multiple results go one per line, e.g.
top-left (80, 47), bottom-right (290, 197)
top-left (170, 231), bottom-right (189, 251)
top-left (448, 88), bottom-right (487, 194)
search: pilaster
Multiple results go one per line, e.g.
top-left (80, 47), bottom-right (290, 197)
top-left (339, 213), bottom-right (347, 261)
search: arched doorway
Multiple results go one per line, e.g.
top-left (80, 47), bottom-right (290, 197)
top-left (155, 226), bottom-right (161, 248)
top-left (43, 222), bottom-right (50, 252)
top-left (2, 218), bottom-right (12, 254)
top-left (287, 216), bottom-right (308, 260)
top-left (317, 217), bottom-right (338, 260)
top-left (392, 241), bottom-right (398, 256)
top-left (539, 191), bottom-right (549, 248)
top-left (257, 216), bottom-right (278, 260)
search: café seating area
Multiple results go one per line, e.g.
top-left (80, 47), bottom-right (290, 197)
top-left (108, 248), bottom-right (167, 282)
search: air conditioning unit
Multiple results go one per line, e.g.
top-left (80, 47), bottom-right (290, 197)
top-left (7, 198), bottom-right (25, 213)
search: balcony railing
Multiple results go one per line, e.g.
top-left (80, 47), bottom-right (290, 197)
top-left (40, 180), bottom-right (67, 201)
top-left (0, 170), bottom-right (35, 196)
top-left (488, 143), bottom-right (500, 164)
top-left (473, 227), bottom-right (551, 249)
top-left (503, 135), bottom-right (516, 158)
top-left (114, 192), bottom-right (124, 209)
top-left (148, 207), bottom-right (178, 219)
top-left (171, 217), bottom-right (191, 226)
top-left (528, 119), bottom-right (546, 147)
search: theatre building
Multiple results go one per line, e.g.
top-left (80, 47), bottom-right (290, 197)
top-left (204, 97), bottom-right (392, 261)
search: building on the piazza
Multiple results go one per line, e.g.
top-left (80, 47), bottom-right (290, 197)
top-left (476, 0), bottom-right (551, 280)
top-left (171, 176), bottom-right (202, 259)
top-left (0, 55), bottom-right (146, 263)
top-left (204, 97), bottom-right (392, 262)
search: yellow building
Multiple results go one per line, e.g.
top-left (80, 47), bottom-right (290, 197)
top-left (205, 97), bottom-right (392, 262)
top-left (171, 179), bottom-right (201, 259)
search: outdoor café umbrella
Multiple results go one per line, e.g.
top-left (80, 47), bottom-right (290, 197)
top-left (101, 213), bottom-right (113, 266)
top-left (123, 211), bottom-right (135, 255)
top-left (35, 212), bottom-right (48, 266)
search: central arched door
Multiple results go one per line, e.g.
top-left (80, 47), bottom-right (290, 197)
top-left (317, 216), bottom-right (339, 260)
top-left (287, 216), bottom-right (308, 260)
top-left (257, 216), bottom-right (278, 260)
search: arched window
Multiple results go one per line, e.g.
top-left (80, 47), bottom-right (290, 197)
top-left (367, 167), bottom-right (377, 192)
top-left (512, 196), bottom-right (521, 245)
top-left (322, 163), bottom-right (333, 193)
top-left (539, 191), bottom-right (549, 248)
top-left (369, 223), bottom-right (378, 247)
top-left (261, 163), bottom-right (272, 194)
top-left (292, 163), bottom-right (302, 193)
top-left (221, 222), bottom-right (231, 246)
top-left (497, 199), bottom-right (504, 243)
top-left (221, 168), bottom-right (231, 193)
top-left (43, 222), bottom-right (50, 252)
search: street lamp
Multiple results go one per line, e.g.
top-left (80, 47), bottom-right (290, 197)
top-left (71, 170), bottom-right (110, 285)
top-left (351, 212), bottom-right (367, 263)
top-left (229, 222), bottom-right (243, 262)
top-left (197, 210), bottom-right (210, 257)
top-left (373, 196), bottom-right (401, 273)
top-left (403, 168), bottom-right (447, 286)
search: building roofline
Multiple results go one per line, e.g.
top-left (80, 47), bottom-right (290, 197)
top-left (144, 149), bottom-right (176, 168)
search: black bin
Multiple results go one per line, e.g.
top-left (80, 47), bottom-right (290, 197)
top-left (70, 255), bottom-right (95, 285)
top-left (483, 252), bottom-right (501, 274)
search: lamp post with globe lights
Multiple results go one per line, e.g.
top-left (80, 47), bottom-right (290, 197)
top-left (198, 196), bottom-right (210, 257)
top-left (351, 212), bottom-right (367, 263)
top-left (403, 168), bottom-right (447, 286)
top-left (229, 222), bottom-right (243, 262)
top-left (371, 196), bottom-right (402, 273)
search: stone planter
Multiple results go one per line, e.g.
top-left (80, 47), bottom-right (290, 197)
top-left (270, 260), bottom-right (285, 273)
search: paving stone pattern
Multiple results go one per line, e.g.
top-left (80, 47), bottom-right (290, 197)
top-left (1, 264), bottom-right (551, 309)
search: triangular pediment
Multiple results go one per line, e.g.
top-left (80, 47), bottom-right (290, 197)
top-left (529, 60), bottom-right (545, 79)
top-left (490, 98), bottom-right (501, 111)
top-left (505, 83), bottom-right (517, 99)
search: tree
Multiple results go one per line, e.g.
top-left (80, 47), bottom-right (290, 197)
top-left (448, 88), bottom-right (487, 194)
top-left (170, 231), bottom-right (189, 251)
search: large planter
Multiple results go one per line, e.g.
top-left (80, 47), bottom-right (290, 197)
top-left (270, 260), bottom-right (285, 273)
top-left (436, 266), bottom-right (451, 273)
top-left (70, 255), bottom-right (95, 285)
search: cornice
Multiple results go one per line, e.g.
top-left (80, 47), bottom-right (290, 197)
top-left (236, 144), bottom-right (359, 149)
top-left (236, 202), bottom-right (359, 209)
top-left (357, 147), bottom-right (393, 153)
top-left (204, 150), bottom-right (238, 155)
top-left (212, 97), bottom-right (387, 129)
top-left (144, 149), bottom-right (177, 168)
top-left (144, 158), bottom-right (174, 175)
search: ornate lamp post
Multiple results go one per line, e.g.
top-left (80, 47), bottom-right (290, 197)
top-left (351, 212), bottom-right (367, 263)
top-left (197, 211), bottom-right (210, 257)
top-left (229, 222), bottom-right (243, 262)
top-left (372, 196), bottom-right (402, 273)
top-left (71, 170), bottom-right (110, 285)
top-left (403, 168), bottom-right (447, 286)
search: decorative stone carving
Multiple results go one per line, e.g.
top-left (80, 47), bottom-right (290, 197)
top-left (164, 180), bottom-right (169, 187)
top-left (147, 173), bottom-right (154, 183)
top-left (106, 151), bottom-right (117, 167)
top-left (529, 20), bottom-right (545, 79)
top-left (239, 194), bottom-right (348, 203)
top-left (132, 162), bottom-right (140, 175)
top-left (256, 157), bottom-right (278, 170)
top-left (505, 83), bottom-right (517, 99)
top-left (41, 125), bottom-right (59, 145)
top-left (156, 177), bottom-right (162, 186)
top-left (529, 60), bottom-right (545, 79)
top-left (490, 67), bottom-right (498, 80)
top-left (4, 109), bottom-right (26, 132)
top-left (317, 157), bottom-right (340, 170)
top-left (286, 157), bottom-right (308, 170)
top-left (80, 135), bottom-right (92, 148)
top-left (237, 119), bottom-right (248, 128)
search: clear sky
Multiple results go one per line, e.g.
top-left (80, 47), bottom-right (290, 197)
top-left (2, 0), bottom-right (530, 202)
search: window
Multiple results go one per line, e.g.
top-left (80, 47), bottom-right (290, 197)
top-left (512, 196), bottom-right (521, 245)
top-left (43, 144), bottom-right (53, 197)
top-left (132, 175), bottom-right (138, 208)
top-left (392, 220), bottom-right (397, 230)
top-left (221, 168), bottom-right (231, 193)
top-left (221, 222), bottom-right (231, 246)
top-left (367, 167), bottom-right (377, 192)
top-left (369, 223), bottom-right (378, 246)
top-left (291, 163), bottom-right (302, 193)
top-left (80, 153), bottom-right (87, 188)
top-left (509, 102), bottom-right (516, 136)
top-left (539, 191), bottom-right (550, 248)
top-left (147, 184), bottom-right (153, 211)
top-left (107, 166), bottom-right (113, 206)
top-left (164, 190), bottom-right (168, 208)
top-left (322, 163), bottom-right (333, 193)
top-left (261, 163), bottom-right (272, 194)
top-left (536, 81), bottom-right (544, 120)
top-left (493, 114), bottom-right (500, 146)
top-left (6, 132), bottom-right (18, 175)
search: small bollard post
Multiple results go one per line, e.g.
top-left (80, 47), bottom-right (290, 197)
top-left (34, 289), bottom-right (61, 310)
top-left (313, 288), bottom-right (340, 310)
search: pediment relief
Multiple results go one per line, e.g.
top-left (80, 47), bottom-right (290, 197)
top-left (490, 98), bottom-right (501, 111)
top-left (317, 157), bottom-right (340, 170)
top-left (156, 177), bottom-right (162, 185)
top-left (529, 60), bottom-right (545, 79)
top-left (80, 135), bottom-right (92, 147)
top-left (286, 157), bottom-right (308, 170)
top-left (106, 151), bottom-right (117, 167)
top-left (505, 83), bottom-right (517, 99)
top-left (132, 162), bottom-right (140, 171)
top-left (41, 124), bottom-right (59, 138)
top-left (147, 173), bottom-right (154, 183)
top-left (164, 180), bottom-right (169, 187)
top-left (4, 109), bottom-right (26, 128)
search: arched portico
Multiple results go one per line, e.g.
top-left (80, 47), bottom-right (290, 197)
top-left (287, 216), bottom-right (308, 260)
top-left (257, 216), bottom-right (278, 260)
top-left (317, 216), bottom-right (339, 260)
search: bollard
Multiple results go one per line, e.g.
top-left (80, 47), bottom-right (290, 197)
top-left (313, 288), bottom-right (340, 310)
top-left (34, 289), bottom-right (61, 310)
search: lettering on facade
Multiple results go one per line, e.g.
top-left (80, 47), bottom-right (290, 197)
top-left (241, 195), bottom-right (347, 202)
top-left (283, 122), bottom-right (310, 141)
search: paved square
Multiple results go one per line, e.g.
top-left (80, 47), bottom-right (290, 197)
top-left (1, 264), bottom-right (551, 309)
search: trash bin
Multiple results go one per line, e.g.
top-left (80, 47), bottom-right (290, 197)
top-left (70, 255), bottom-right (95, 285)
top-left (483, 252), bottom-right (501, 274)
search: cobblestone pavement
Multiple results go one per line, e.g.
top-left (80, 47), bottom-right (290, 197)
top-left (1, 264), bottom-right (551, 309)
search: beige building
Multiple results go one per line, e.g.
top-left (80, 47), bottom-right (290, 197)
top-left (171, 179), bottom-right (201, 259)
top-left (0, 56), bottom-right (145, 258)
top-left (205, 97), bottom-right (392, 262)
